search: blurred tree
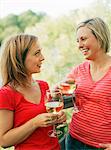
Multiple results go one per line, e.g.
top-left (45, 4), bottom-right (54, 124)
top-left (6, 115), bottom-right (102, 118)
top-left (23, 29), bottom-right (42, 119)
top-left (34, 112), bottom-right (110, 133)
top-left (0, 26), bottom-right (21, 45)
top-left (0, 14), bottom-right (18, 28)
top-left (0, 0), bottom-right (111, 86)
top-left (18, 10), bottom-right (46, 31)
top-left (0, 10), bottom-right (47, 43)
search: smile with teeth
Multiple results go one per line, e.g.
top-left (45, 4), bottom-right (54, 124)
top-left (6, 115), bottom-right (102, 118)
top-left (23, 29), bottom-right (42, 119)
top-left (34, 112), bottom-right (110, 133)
top-left (81, 49), bottom-right (89, 55)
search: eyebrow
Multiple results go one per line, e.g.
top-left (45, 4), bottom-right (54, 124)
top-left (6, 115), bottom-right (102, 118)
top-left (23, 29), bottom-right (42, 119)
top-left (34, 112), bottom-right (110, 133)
top-left (36, 48), bottom-right (42, 51)
top-left (33, 48), bottom-right (42, 54)
top-left (76, 36), bottom-right (85, 40)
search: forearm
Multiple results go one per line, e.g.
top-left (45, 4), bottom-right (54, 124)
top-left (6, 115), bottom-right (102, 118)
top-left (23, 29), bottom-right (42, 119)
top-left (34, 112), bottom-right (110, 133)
top-left (1, 118), bottom-right (36, 148)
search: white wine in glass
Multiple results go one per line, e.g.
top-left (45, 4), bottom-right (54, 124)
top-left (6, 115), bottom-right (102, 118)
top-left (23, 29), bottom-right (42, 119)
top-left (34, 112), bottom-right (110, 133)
top-left (45, 90), bottom-right (64, 137)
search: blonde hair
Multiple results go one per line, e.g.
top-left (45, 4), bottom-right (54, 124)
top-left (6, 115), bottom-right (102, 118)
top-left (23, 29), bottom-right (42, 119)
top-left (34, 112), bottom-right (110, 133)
top-left (0, 34), bottom-right (38, 87)
top-left (77, 17), bottom-right (110, 53)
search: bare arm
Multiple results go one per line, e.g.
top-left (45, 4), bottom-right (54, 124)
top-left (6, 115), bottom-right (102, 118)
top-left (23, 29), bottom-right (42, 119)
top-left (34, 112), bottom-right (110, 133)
top-left (0, 109), bottom-right (57, 148)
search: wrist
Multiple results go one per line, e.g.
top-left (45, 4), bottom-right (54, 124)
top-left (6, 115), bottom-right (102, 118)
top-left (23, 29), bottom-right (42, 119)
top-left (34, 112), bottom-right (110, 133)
top-left (30, 118), bottom-right (39, 130)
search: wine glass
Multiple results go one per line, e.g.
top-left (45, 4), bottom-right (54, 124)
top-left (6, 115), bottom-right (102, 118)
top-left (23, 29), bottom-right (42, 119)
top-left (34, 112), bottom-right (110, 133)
top-left (72, 93), bottom-right (80, 113)
top-left (45, 89), bottom-right (64, 137)
top-left (60, 83), bottom-right (79, 113)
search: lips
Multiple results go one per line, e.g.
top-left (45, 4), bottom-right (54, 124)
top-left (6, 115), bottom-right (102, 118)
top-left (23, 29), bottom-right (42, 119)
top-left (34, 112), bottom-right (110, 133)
top-left (81, 49), bottom-right (89, 55)
top-left (37, 65), bottom-right (41, 68)
top-left (37, 64), bottom-right (42, 68)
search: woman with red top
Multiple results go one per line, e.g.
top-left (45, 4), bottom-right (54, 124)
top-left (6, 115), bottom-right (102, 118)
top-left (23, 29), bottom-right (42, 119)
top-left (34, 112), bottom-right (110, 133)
top-left (0, 34), bottom-right (66, 150)
top-left (65, 18), bottom-right (111, 150)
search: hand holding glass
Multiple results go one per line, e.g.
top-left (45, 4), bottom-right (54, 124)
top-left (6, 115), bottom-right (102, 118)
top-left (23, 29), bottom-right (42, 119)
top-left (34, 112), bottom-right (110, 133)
top-left (45, 90), bottom-right (64, 137)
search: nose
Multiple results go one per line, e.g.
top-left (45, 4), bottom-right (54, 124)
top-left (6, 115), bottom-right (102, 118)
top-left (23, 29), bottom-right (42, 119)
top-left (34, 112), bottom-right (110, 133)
top-left (40, 53), bottom-right (45, 61)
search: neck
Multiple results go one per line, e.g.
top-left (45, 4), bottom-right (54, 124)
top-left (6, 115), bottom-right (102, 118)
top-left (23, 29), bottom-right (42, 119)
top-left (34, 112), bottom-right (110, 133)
top-left (27, 76), bottom-right (33, 85)
top-left (90, 54), bottom-right (110, 70)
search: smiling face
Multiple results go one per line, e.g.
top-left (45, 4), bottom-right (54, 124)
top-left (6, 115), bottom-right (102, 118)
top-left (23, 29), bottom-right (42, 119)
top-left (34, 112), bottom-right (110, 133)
top-left (24, 40), bottom-right (45, 75)
top-left (76, 26), bottom-right (102, 60)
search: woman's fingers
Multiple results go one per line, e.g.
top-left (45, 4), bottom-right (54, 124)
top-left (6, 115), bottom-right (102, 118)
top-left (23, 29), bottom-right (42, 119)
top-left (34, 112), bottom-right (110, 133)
top-left (57, 111), bottom-right (66, 123)
top-left (45, 113), bottom-right (58, 125)
top-left (99, 143), bottom-right (111, 150)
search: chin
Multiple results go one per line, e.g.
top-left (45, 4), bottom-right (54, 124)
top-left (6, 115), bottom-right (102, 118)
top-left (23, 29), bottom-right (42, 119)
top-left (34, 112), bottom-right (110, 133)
top-left (84, 55), bottom-right (91, 60)
top-left (85, 57), bottom-right (90, 60)
top-left (36, 70), bottom-right (41, 73)
top-left (32, 70), bottom-right (41, 73)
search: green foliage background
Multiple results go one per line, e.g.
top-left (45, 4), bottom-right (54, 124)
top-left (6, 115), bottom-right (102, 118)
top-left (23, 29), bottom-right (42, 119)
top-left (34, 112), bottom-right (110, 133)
top-left (0, 0), bottom-right (111, 88)
top-left (0, 0), bottom-right (111, 149)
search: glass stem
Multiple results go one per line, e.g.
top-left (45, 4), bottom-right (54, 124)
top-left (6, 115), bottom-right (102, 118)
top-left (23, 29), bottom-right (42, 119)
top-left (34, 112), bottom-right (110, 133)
top-left (53, 125), bottom-right (56, 134)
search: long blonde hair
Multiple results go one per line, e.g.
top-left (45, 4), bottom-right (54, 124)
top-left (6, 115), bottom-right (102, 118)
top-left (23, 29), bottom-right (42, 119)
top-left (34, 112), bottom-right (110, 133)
top-left (0, 34), bottom-right (38, 87)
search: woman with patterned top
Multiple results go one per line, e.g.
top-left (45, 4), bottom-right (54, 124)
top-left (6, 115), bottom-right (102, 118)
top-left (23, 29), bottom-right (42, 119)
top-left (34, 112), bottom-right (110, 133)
top-left (0, 34), bottom-right (66, 150)
top-left (65, 18), bottom-right (111, 150)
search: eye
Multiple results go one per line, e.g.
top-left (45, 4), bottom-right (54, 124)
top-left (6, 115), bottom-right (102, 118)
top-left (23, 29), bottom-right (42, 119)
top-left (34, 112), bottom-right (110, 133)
top-left (35, 51), bottom-right (39, 55)
top-left (76, 36), bottom-right (86, 43)
top-left (81, 37), bottom-right (87, 41)
top-left (34, 50), bottom-right (41, 56)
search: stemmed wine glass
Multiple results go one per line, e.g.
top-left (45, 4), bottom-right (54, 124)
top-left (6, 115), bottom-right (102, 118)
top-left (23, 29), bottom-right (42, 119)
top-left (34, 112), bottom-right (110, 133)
top-left (71, 93), bottom-right (80, 113)
top-left (45, 89), bottom-right (64, 137)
